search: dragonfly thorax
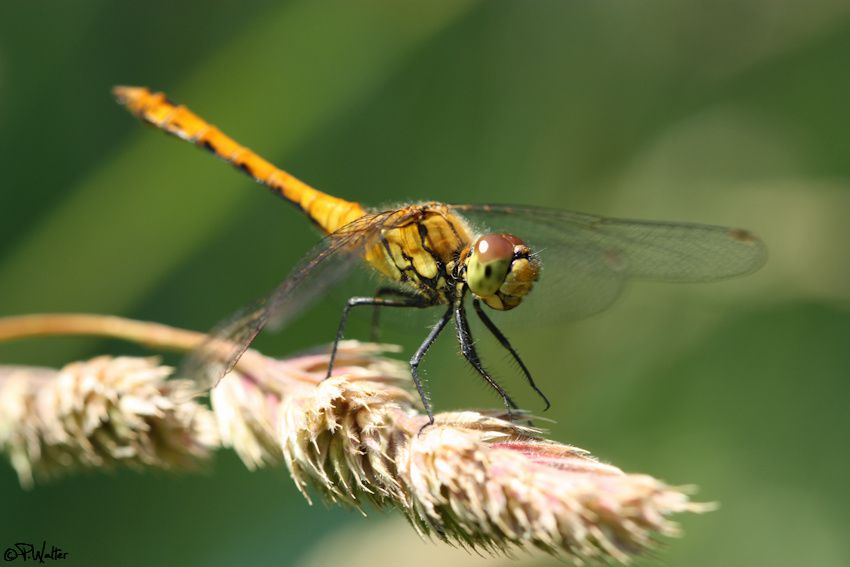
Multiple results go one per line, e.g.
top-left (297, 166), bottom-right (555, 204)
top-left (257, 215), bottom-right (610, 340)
top-left (463, 233), bottom-right (540, 311)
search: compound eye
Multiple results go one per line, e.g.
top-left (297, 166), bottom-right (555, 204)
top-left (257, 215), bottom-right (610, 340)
top-left (467, 234), bottom-right (517, 297)
top-left (475, 233), bottom-right (516, 261)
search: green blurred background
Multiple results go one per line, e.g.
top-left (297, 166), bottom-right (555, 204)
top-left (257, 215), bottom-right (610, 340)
top-left (1, 1), bottom-right (848, 565)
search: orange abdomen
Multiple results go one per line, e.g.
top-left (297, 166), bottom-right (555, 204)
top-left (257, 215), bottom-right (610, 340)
top-left (113, 86), bottom-right (365, 235)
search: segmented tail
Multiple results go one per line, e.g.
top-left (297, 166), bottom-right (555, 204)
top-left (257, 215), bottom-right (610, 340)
top-left (113, 86), bottom-right (365, 235)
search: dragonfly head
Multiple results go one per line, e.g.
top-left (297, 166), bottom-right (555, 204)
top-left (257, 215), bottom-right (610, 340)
top-left (465, 233), bottom-right (540, 310)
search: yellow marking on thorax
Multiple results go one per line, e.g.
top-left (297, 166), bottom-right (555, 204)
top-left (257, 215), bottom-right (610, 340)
top-left (365, 205), bottom-right (474, 297)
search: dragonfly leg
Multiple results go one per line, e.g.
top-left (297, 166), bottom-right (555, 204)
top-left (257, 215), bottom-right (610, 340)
top-left (454, 303), bottom-right (519, 419)
top-left (472, 299), bottom-right (550, 411)
top-left (326, 295), bottom-right (429, 380)
top-left (369, 287), bottom-right (422, 342)
top-left (410, 305), bottom-right (454, 431)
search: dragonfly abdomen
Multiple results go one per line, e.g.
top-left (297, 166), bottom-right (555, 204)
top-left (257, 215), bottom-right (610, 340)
top-left (113, 86), bottom-right (365, 236)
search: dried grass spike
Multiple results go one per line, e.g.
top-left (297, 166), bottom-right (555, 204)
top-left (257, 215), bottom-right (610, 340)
top-left (272, 360), bottom-right (713, 564)
top-left (0, 356), bottom-right (218, 487)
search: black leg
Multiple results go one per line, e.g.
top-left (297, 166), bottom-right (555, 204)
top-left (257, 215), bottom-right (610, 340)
top-left (472, 299), bottom-right (550, 411)
top-left (369, 287), bottom-right (422, 342)
top-left (410, 305), bottom-right (454, 428)
top-left (454, 302), bottom-right (519, 418)
top-left (326, 294), bottom-right (428, 379)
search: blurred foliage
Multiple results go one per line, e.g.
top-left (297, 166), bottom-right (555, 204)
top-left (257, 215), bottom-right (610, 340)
top-left (1, 1), bottom-right (848, 566)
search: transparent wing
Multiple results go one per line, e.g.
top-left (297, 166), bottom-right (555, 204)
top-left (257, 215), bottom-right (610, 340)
top-left (179, 209), bottom-right (409, 394)
top-left (452, 203), bottom-right (766, 320)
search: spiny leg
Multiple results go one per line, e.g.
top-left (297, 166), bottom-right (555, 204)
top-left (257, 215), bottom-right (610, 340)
top-left (326, 295), bottom-right (430, 380)
top-left (472, 299), bottom-right (550, 411)
top-left (454, 302), bottom-right (519, 418)
top-left (410, 305), bottom-right (454, 428)
top-left (369, 287), bottom-right (423, 342)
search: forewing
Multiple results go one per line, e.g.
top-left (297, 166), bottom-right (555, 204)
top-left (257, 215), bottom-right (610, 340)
top-left (179, 210), bottom-right (402, 394)
top-left (453, 203), bottom-right (766, 321)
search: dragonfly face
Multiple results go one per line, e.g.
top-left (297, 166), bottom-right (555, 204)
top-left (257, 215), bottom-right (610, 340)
top-left (463, 233), bottom-right (540, 311)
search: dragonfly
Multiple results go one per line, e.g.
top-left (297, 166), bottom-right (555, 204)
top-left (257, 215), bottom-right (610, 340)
top-left (114, 86), bottom-right (766, 424)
